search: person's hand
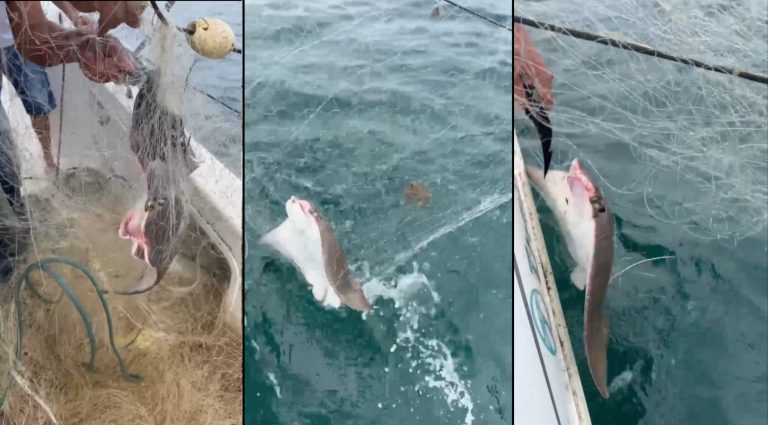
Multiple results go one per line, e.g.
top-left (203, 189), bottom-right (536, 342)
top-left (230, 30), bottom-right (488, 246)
top-left (76, 35), bottom-right (138, 84)
top-left (97, 1), bottom-right (147, 36)
top-left (71, 13), bottom-right (98, 33)
top-left (514, 24), bottom-right (554, 111)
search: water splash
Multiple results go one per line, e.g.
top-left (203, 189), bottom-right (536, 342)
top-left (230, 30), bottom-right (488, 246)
top-left (266, 372), bottom-right (282, 399)
top-left (362, 263), bottom-right (475, 425)
top-left (608, 369), bottom-right (634, 394)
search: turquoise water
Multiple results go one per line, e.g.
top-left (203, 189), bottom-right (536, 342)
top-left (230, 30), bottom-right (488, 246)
top-left (244, 0), bottom-right (768, 423)
top-left (516, 0), bottom-right (768, 424)
top-left (245, 1), bottom-right (512, 423)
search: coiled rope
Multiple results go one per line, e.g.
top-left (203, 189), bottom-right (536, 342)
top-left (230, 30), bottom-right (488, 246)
top-left (0, 257), bottom-right (142, 410)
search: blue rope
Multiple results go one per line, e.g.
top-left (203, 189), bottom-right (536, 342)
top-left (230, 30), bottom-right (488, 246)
top-left (1, 257), bottom-right (142, 409)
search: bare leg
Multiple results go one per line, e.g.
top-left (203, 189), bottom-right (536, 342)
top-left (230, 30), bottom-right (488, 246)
top-left (30, 114), bottom-right (57, 172)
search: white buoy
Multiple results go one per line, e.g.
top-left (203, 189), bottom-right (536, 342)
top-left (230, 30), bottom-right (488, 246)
top-left (185, 17), bottom-right (236, 59)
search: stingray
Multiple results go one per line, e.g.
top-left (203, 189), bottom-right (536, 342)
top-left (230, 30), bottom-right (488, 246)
top-left (118, 68), bottom-right (199, 293)
top-left (526, 159), bottom-right (614, 398)
top-left (259, 196), bottom-right (371, 313)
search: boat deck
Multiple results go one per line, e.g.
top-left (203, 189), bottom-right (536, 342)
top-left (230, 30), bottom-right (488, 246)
top-left (1, 55), bottom-right (242, 330)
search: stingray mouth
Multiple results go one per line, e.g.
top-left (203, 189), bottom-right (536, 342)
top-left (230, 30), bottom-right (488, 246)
top-left (289, 196), bottom-right (314, 216)
top-left (298, 200), bottom-right (314, 215)
top-left (567, 159), bottom-right (598, 197)
top-left (119, 212), bottom-right (144, 240)
top-left (119, 212), bottom-right (150, 262)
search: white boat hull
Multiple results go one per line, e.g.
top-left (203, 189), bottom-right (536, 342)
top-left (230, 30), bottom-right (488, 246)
top-left (513, 129), bottom-right (592, 425)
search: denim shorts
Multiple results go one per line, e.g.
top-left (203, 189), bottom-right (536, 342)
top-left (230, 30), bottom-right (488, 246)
top-left (0, 47), bottom-right (57, 116)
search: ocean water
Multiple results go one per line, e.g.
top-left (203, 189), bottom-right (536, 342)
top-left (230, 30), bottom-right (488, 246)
top-left (245, 0), bottom-right (512, 424)
top-left (245, 0), bottom-right (768, 423)
top-left (516, 1), bottom-right (768, 424)
top-left (112, 0), bottom-right (243, 176)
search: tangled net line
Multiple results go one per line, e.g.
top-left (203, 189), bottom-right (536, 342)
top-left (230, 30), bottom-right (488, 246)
top-left (512, 0), bottom-right (768, 243)
top-left (0, 257), bottom-right (141, 410)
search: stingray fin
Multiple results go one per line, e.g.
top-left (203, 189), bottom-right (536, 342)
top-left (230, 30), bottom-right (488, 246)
top-left (312, 283), bottom-right (327, 302)
top-left (342, 278), bottom-right (372, 313)
top-left (570, 266), bottom-right (587, 291)
top-left (259, 220), bottom-right (294, 254)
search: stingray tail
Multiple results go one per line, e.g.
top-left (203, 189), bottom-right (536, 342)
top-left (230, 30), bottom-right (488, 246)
top-left (523, 83), bottom-right (553, 177)
top-left (584, 309), bottom-right (610, 399)
top-left (111, 266), bottom-right (167, 296)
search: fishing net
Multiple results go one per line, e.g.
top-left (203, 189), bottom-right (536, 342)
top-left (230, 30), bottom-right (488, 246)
top-left (112, 1), bottom-right (243, 177)
top-left (0, 2), bottom-right (241, 424)
top-left (247, 0), bottom-right (511, 424)
top-left (514, 0), bottom-right (768, 243)
top-left (513, 2), bottom-right (768, 422)
top-left (247, 0), bottom-right (512, 270)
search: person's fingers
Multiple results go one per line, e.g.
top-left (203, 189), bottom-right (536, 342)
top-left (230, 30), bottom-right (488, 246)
top-left (75, 18), bottom-right (98, 34)
top-left (106, 37), bottom-right (138, 74)
top-left (79, 57), bottom-right (117, 83)
top-left (99, 36), bottom-right (124, 57)
top-left (77, 15), bottom-right (98, 32)
top-left (76, 23), bottom-right (98, 33)
top-left (79, 60), bottom-right (112, 84)
top-left (117, 52), bottom-right (138, 75)
top-left (77, 37), bottom-right (134, 84)
top-left (529, 64), bottom-right (554, 111)
top-left (513, 53), bottom-right (527, 110)
top-left (519, 58), bottom-right (554, 111)
top-left (515, 25), bottom-right (555, 111)
top-left (99, 41), bottom-right (136, 80)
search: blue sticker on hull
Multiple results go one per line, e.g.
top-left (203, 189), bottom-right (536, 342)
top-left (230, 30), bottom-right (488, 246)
top-left (530, 288), bottom-right (557, 356)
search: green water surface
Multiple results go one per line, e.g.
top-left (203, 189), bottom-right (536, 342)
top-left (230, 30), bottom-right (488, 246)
top-left (246, 1), bottom-right (513, 424)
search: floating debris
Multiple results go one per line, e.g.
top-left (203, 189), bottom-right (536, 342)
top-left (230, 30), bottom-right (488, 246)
top-left (404, 181), bottom-right (432, 208)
